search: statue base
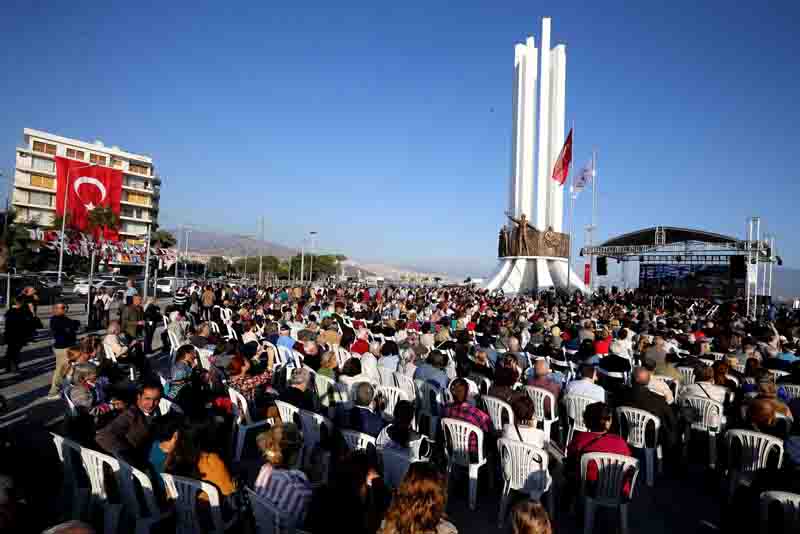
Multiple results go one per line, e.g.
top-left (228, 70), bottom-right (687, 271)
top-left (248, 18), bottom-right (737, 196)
top-left (485, 256), bottom-right (588, 294)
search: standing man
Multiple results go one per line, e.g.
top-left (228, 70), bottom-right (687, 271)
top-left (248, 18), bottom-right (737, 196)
top-left (48, 302), bottom-right (80, 399)
top-left (124, 279), bottom-right (138, 306)
top-left (121, 295), bottom-right (145, 339)
top-left (3, 297), bottom-right (35, 373)
top-left (201, 285), bottom-right (215, 321)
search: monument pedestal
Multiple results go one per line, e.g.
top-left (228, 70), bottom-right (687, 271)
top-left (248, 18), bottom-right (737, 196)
top-left (485, 256), bottom-right (587, 294)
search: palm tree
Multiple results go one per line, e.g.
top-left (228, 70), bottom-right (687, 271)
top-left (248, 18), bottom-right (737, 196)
top-left (151, 229), bottom-right (176, 248)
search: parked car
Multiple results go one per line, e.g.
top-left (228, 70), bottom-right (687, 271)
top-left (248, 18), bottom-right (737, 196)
top-left (73, 279), bottom-right (123, 297)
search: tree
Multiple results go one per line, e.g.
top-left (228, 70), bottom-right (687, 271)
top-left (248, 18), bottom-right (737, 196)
top-left (0, 209), bottom-right (41, 272)
top-left (151, 229), bottom-right (176, 248)
top-left (87, 207), bottom-right (121, 243)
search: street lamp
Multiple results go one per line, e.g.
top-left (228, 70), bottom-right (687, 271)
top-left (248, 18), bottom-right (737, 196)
top-left (308, 231), bottom-right (318, 283)
top-left (57, 162), bottom-right (97, 285)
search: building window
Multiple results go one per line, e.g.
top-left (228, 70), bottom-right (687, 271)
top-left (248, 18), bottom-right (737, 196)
top-left (31, 157), bottom-right (55, 173)
top-left (112, 158), bottom-right (124, 169)
top-left (129, 163), bottom-right (149, 176)
top-left (66, 148), bottom-right (85, 160)
top-left (32, 141), bottom-right (57, 155)
top-left (89, 153), bottom-right (108, 166)
top-left (29, 191), bottom-right (54, 207)
top-left (30, 175), bottom-right (56, 189)
top-left (126, 192), bottom-right (150, 206)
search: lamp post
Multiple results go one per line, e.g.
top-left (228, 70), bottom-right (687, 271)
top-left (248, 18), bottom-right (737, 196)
top-left (308, 231), bottom-right (317, 283)
top-left (143, 224), bottom-right (152, 299)
top-left (57, 162), bottom-right (97, 285)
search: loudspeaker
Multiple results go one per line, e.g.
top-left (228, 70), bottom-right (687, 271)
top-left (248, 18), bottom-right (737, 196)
top-left (730, 256), bottom-right (746, 278)
top-left (597, 257), bottom-right (608, 276)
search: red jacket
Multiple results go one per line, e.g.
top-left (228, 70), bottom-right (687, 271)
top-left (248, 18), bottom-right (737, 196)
top-left (350, 339), bottom-right (369, 354)
top-left (567, 431), bottom-right (633, 496)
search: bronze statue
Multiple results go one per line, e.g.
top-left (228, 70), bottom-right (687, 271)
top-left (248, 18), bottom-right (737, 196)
top-left (507, 212), bottom-right (535, 256)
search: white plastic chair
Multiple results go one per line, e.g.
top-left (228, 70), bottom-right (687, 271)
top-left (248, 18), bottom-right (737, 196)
top-left (497, 438), bottom-right (552, 527)
top-left (278, 345), bottom-right (298, 369)
top-left (103, 343), bottom-right (119, 364)
top-left (678, 366), bottom-right (696, 388)
top-left (161, 473), bottom-right (235, 534)
top-left (80, 447), bottom-right (124, 534)
top-left (334, 345), bottom-right (352, 368)
top-left (524, 386), bottom-right (558, 443)
top-left (51, 433), bottom-right (89, 521)
top-left (159, 397), bottom-right (184, 416)
top-left (378, 366), bottom-right (396, 387)
top-left (725, 429), bottom-right (784, 502)
top-left (415, 380), bottom-right (444, 438)
top-left (116, 457), bottom-right (172, 534)
top-left (393, 372), bottom-right (417, 403)
top-left (376, 385), bottom-right (409, 421)
top-left (580, 452), bottom-right (640, 534)
top-left (681, 395), bottom-right (725, 469)
top-left (759, 491), bottom-right (800, 534)
top-left (380, 447), bottom-right (414, 489)
top-left (229, 387), bottom-right (273, 462)
top-left (274, 399), bottom-right (301, 426)
top-left (298, 409), bottom-right (333, 480)
top-left (440, 417), bottom-right (488, 511)
top-left (314, 373), bottom-right (346, 416)
top-left (340, 429), bottom-right (376, 453)
top-left (782, 383), bottom-right (800, 401)
top-left (62, 390), bottom-right (79, 418)
top-left (564, 394), bottom-right (596, 447)
top-left (616, 406), bottom-right (662, 487)
top-left (247, 486), bottom-right (299, 534)
top-left (767, 369), bottom-right (790, 382)
top-left (482, 395), bottom-right (514, 435)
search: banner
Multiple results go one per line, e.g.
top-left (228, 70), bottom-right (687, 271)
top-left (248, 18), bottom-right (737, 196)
top-left (584, 263), bottom-right (591, 285)
top-left (55, 156), bottom-right (123, 240)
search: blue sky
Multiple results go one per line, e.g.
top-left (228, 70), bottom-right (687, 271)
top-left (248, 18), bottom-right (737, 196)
top-left (1, 1), bottom-right (798, 276)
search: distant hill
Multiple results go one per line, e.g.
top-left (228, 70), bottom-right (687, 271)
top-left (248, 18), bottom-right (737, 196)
top-left (166, 228), bottom-right (296, 258)
top-left (772, 267), bottom-right (800, 302)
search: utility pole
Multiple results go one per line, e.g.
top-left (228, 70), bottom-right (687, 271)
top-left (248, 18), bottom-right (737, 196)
top-left (258, 216), bottom-right (265, 285)
top-left (308, 231), bottom-right (317, 283)
top-left (184, 229), bottom-right (191, 278)
top-left (175, 226), bottom-right (182, 278)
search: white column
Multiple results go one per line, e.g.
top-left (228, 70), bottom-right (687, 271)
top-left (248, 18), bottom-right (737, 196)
top-left (534, 18), bottom-right (552, 231)
top-left (547, 44), bottom-right (567, 232)
top-left (520, 37), bottom-right (537, 220)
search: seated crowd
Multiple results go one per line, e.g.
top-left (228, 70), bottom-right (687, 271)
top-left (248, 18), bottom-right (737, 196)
top-left (48, 282), bottom-right (800, 533)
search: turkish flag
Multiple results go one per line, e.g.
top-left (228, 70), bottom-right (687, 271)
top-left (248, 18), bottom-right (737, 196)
top-left (55, 156), bottom-right (122, 240)
top-left (551, 128), bottom-right (573, 185)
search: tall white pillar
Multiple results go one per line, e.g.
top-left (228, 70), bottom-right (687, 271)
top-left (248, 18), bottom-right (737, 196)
top-left (534, 18), bottom-right (552, 231)
top-left (547, 44), bottom-right (567, 232)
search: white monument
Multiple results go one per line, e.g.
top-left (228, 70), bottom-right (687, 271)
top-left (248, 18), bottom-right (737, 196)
top-left (485, 18), bottom-right (587, 294)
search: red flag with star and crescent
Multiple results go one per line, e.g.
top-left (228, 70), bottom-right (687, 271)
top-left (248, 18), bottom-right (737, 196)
top-left (55, 156), bottom-right (123, 241)
top-left (551, 128), bottom-right (573, 185)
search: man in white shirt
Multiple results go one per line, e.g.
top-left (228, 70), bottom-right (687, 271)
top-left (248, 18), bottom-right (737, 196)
top-left (564, 365), bottom-right (606, 403)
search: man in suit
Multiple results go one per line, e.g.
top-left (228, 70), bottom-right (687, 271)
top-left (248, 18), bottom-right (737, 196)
top-left (619, 367), bottom-right (680, 454)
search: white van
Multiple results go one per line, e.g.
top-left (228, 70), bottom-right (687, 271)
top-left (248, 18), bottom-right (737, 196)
top-left (155, 277), bottom-right (190, 295)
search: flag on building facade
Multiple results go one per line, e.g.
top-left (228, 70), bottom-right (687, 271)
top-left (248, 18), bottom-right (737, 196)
top-left (551, 128), bottom-right (573, 185)
top-left (55, 156), bottom-right (123, 240)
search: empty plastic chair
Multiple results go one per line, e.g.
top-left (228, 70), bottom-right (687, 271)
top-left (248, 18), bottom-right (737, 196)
top-left (616, 406), bottom-right (661, 487)
top-left (725, 429), bottom-right (784, 502)
top-left (524, 386), bottom-right (558, 443)
top-left (340, 429), bottom-right (377, 453)
top-left (681, 395), bottom-right (725, 469)
top-left (482, 395), bottom-right (515, 435)
top-left (497, 438), bottom-right (552, 527)
top-left (580, 452), bottom-right (640, 534)
top-left (441, 417), bottom-right (489, 511)
top-left (759, 491), bottom-right (800, 534)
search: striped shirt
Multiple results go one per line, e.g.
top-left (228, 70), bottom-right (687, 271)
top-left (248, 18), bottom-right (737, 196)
top-left (254, 465), bottom-right (312, 526)
top-left (443, 401), bottom-right (491, 453)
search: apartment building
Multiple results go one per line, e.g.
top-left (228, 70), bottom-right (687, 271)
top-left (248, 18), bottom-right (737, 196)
top-left (12, 128), bottom-right (160, 242)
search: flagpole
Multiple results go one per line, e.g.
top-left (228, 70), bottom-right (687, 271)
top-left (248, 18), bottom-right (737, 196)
top-left (567, 120), bottom-right (575, 296)
top-left (57, 162), bottom-right (96, 286)
top-left (590, 149), bottom-right (597, 292)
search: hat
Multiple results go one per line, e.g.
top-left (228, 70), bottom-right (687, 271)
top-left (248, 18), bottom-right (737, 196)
top-left (551, 326), bottom-right (562, 338)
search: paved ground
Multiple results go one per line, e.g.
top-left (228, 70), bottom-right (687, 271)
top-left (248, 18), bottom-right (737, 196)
top-left (0, 304), bottom-right (725, 533)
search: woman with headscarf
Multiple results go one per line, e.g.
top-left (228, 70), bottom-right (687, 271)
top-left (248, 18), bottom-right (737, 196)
top-left (143, 297), bottom-right (162, 355)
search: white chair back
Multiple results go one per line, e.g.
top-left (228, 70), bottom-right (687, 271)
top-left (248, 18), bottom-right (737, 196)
top-left (564, 394), bottom-right (595, 445)
top-left (339, 374), bottom-right (374, 399)
top-left (616, 406), bottom-right (660, 449)
top-left (376, 385), bottom-right (409, 421)
top-left (274, 399), bottom-right (301, 426)
top-left (102, 343), bottom-right (119, 364)
top-left (767, 369), bottom-right (790, 382)
top-left (678, 366), bottom-right (696, 387)
top-left (441, 417), bottom-right (486, 467)
top-left (62, 390), bottom-right (79, 418)
top-left (497, 438), bottom-right (550, 495)
top-left (782, 383), bottom-right (800, 401)
top-left (579, 452), bottom-right (640, 506)
top-left (524, 386), bottom-right (558, 442)
top-left (277, 345), bottom-right (296, 368)
top-left (229, 387), bottom-right (255, 425)
top-left (340, 429), bottom-right (376, 452)
top-left (159, 397), bottom-right (184, 416)
top-left (247, 486), bottom-right (296, 534)
top-left (482, 395), bottom-right (514, 433)
top-left (760, 491), bottom-right (800, 534)
top-left (80, 447), bottom-right (124, 532)
top-left (725, 429), bottom-right (784, 474)
top-left (334, 345), bottom-right (352, 368)
top-left (378, 366), bottom-right (396, 386)
top-left (393, 372), bottom-right (416, 402)
top-left (681, 395), bottom-right (724, 432)
top-left (161, 473), bottom-right (227, 533)
top-left (116, 456), bottom-right (163, 529)
top-left (51, 433), bottom-right (88, 520)
top-left (314, 373), bottom-right (346, 409)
